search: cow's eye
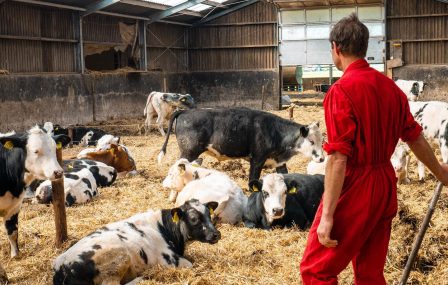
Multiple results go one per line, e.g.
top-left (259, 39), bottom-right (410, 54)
top-left (309, 140), bottom-right (315, 145)
top-left (34, 150), bottom-right (39, 154)
top-left (190, 216), bottom-right (199, 225)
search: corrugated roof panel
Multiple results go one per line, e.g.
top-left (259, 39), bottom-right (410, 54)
top-left (143, 0), bottom-right (187, 6)
top-left (189, 4), bottom-right (212, 11)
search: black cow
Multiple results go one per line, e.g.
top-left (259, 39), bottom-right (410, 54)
top-left (0, 126), bottom-right (70, 282)
top-left (158, 108), bottom-right (324, 180)
top-left (243, 173), bottom-right (324, 230)
top-left (53, 125), bottom-right (107, 146)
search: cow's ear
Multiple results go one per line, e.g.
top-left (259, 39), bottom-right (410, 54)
top-left (161, 94), bottom-right (169, 101)
top-left (206, 201), bottom-right (218, 212)
top-left (192, 158), bottom-right (203, 166)
top-left (171, 208), bottom-right (183, 224)
top-left (178, 163), bottom-right (186, 174)
top-left (53, 134), bottom-right (71, 148)
top-left (0, 135), bottom-right (27, 150)
top-left (116, 136), bottom-right (121, 145)
top-left (300, 126), bottom-right (309, 137)
top-left (286, 181), bottom-right (299, 194)
top-left (249, 180), bottom-right (262, 192)
top-left (109, 144), bottom-right (119, 155)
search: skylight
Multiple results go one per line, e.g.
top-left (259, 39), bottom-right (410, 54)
top-left (142, 0), bottom-right (228, 12)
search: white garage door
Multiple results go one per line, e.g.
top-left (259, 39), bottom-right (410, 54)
top-left (279, 6), bottom-right (385, 66)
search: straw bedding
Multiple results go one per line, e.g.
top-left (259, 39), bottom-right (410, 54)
top-left (1, 105), bottom-right (447, 284)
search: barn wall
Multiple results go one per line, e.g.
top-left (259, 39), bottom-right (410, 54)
top-left (387, 0), bottom-right (448, 100)
top-left (0, 72), bottom-right (189, 131)
top-left (188, 2), bottom-right (280, 109)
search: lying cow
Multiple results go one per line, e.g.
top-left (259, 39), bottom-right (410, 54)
top-left (0, 127), bottom-right (69, 281)
top-left (77, 144), bottom-right (137, 177)
top-left (63, 159), bottom-right (117, 187)
top-left (53, 125), bottom-right (107, 146)
top-left (162, 158), bottom-right (213, 202)
top-left (391, 142), bottom-right (411, 184)
top-left (96, 134), bottom-right (120, 150)
top-left (158, 108), bottom-right (324, 181)
top-left (395, 79), bottom-right (426, 101)
top-left (144, 92), bottom-right (196, 136)
top-left (410, 101), bottom-right (448, 180)
top-left (243, 173), bottom-right (324, 230)
top-left (52, 199), bottom-right (220, 285)
top-left (165, 160), bottom-right (247, 225)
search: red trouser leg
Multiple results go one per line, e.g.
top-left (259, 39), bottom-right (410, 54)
top-left (300, 170), bottom-right (397, 285)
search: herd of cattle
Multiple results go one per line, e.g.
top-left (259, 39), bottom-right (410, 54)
top-left (0, 80), bottom-right (442, 284)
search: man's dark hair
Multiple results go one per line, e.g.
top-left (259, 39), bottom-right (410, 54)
top-left (329, 13), bottom-right (369, 58)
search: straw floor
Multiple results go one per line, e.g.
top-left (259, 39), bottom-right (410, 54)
top-left (2, 104), bottom-right (448, 285)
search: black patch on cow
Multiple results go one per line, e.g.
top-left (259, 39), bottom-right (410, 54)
top-left (53, 250), bottom-right (99, 285)
top-left (435, 130), bottom-right (440, 139)
top-left (126, 222), bottom-right (145, 237)
top-left (414, 104), bottom-right (428, 121)
top-left (0, 136), bottom-right (27, 198)
top-left (117, 234), bottom-right (128, 241)
top-left (92, 244), bottom-right (101, 250)
top-left (87, 226), bottom-right (109, 238)
top-left (139, 248), bottom-right (148, 264)
top-left (162, 253), bottom-right (172, 265)
top-left (84, 190), bottom-right (93, 200)
top-left (158, 210), bottom-right (186, 256)
top-left (65, 173), bottom-right (79, 180)
top-left (5, 213), bottom-right (18, 235)
top-left (88, 166), bottom-right (115, 187)
top-left (82, 178), bottom-right (92, 189)
top-left (84, 160), bottom-right (97, 166)
top-left (442, 120), bottom-right (446, 125)
top-left (65, 193), bottom-right (76, 206)
top-left (193, 171), bottom-right (199, 180)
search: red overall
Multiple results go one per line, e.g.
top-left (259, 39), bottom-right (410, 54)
top-left (300, 59), bottom-right (422, 285)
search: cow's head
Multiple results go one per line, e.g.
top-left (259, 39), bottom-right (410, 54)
top-left (391, 143), bottom-right (410, 183)
top-left (79, 131), bottom-right (94, 147)
top-left (177, 94), bottom-right (196, 109)
top-left (249, 173), bottom-right (298, 224)
top-left (0, 126), bottom-right (70, 181)
top-left (162, 158), bottom-right (204, 192)
top-left (34, 180), bottom-right (53, 204)
top-left (295, 121), bottom-right (325, 163)
top-left (171, 199), bottom-right (220, 244)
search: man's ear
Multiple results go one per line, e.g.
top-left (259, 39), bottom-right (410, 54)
top-left (170, 207), bottom-right (184, 223)
top-left (286, 180), bottom-right (299, 194)
top-left (53, 134), bottom-right (71, 148)
top-left (248, 180), bottom-right (263, 192)
top-left (0, 135), bottom-right (27, 150)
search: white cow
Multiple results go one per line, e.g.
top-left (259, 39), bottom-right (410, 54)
top-left (395, 79), bottom-right (426, 101)
top-left (391, 142), bottom-right (411, 184)
top-left (143, 91), bottom-right (195, 136)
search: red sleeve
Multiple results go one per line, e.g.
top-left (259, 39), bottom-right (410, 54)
top-left (323, 85), bottom-right (356, 157)
top-left (400, 100), bottom-right (422, 142)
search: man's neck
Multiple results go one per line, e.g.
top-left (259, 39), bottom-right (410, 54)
top-left (341, 56), bottom-right (364, 72)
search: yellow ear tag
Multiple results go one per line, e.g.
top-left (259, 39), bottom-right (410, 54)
top-left (172, 212), bottom-right (180, 223)
top-left (209, 207), bottom-right (214, 216)
top-left (288, 187), bottom-right (297, 194)
top-left (3, 141), bottom-right (14, 150)
top-left (56, 142), bottom-right (62, 150)
top-left (180, 98), bottom-right (186, 102)
top-left (68, 164), bottom-right (74, 170)
top-left (252, 185), bottom-right (259, 192)
top-left (191, 163), bottom-right (200, 168)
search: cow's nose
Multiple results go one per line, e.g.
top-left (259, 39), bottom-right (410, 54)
top-left (212, 231), bottom-right (221, 241)
top-left (319, 157), bottom-right (324, 163)
top-left (54, 169), bottom-right (63, 178)
top-left (273, 208), bottom-right (284, 217)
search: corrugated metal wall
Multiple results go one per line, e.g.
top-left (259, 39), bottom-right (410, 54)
top-left (147, 22), bottom-right (188, 72)
top-left (189, 1), bottom-right (278, 71)
top-left (387, 0), bottom-right (448, 64)
top-left (0, 1), bottom-right (75, 73)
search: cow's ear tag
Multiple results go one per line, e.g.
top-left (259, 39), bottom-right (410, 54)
top-left (209, 207), bottom-right (214, 217)
top-left (3, 141), bottom-right (14, 150)
top-left (180, 98), bottom-right (186, 102)
top-left (172, 212), bottom-right (180, 223)
top-left (56, 142), bottom-right (62, 150)
top-left (252, 185), bottom-right (259, 192)
top-left (68, 164), bottom-right (74, 170)
top-left (109, 148), bottom-right (115, 155)
top-left (288, 186), bottom-right (297, 194)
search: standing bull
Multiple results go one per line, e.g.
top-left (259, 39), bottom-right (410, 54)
top-left (158, 108), bottom-right (324, 181)
top-left (143, 92), bottom-right (196, 136)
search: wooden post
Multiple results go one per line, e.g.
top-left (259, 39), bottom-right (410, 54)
top-left (261, 85), bottom-right (266, 110)
top-left (52, 146), bottom-right (68, 247)
top-left (288, 103), bottom-right (296, 120)
top-left (68, 127), bottom-right (73, 148)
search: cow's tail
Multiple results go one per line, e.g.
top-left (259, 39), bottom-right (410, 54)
top-left (157, 110), bottom-right (185, 165)
top-left (143, 92), bottom-right (155, 116)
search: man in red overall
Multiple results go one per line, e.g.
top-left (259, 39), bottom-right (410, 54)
top-left (300, 13), bottom-right (448, 284)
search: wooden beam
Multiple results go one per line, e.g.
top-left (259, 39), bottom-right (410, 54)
top-left (0, 34), bottom-right (77, 43)
top-left (146, 0), bottom-right (207, 23)
top-left (138, 20), bottom-right (147, 71)
top-left (387, 38), bottom-right (448, 43)
top-left (189, 44), bottom-right (277, 49)
top-left (387, 13), bottom-right (448, 19)
top-left (194, 0), bottom-right (259, 26)
top-left (81, 0), bottom-right (121, 17)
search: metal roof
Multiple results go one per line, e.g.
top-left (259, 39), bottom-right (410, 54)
top-left (270, 0), bottom-right (384, 9)
top-left (11, 0), bottom-right (255, 25)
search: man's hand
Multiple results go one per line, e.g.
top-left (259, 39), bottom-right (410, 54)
top-left (317, 215), bottom-right (338, 248)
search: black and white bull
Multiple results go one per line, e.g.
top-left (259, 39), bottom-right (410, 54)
top-left (53, 125), bottom-right (107, 146)
top-left (0, 127), bottom-right (69, 281)
top-left (158, 108), bottom-right (324, 181)
top-left (52, 199), bottom-right (220, 285)
top-left (243, 173), bottom-right (324, 230)
top-left (144, 92), bottom-right (196, 136)
top-left (33, 159), bottom-right (117, 206)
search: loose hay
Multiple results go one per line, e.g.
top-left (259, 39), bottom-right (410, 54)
top-left (2, 105), bottom-right (448, 284)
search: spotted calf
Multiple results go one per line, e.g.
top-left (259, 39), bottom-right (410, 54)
top-left (52, 199), bottom-right (220, 285)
